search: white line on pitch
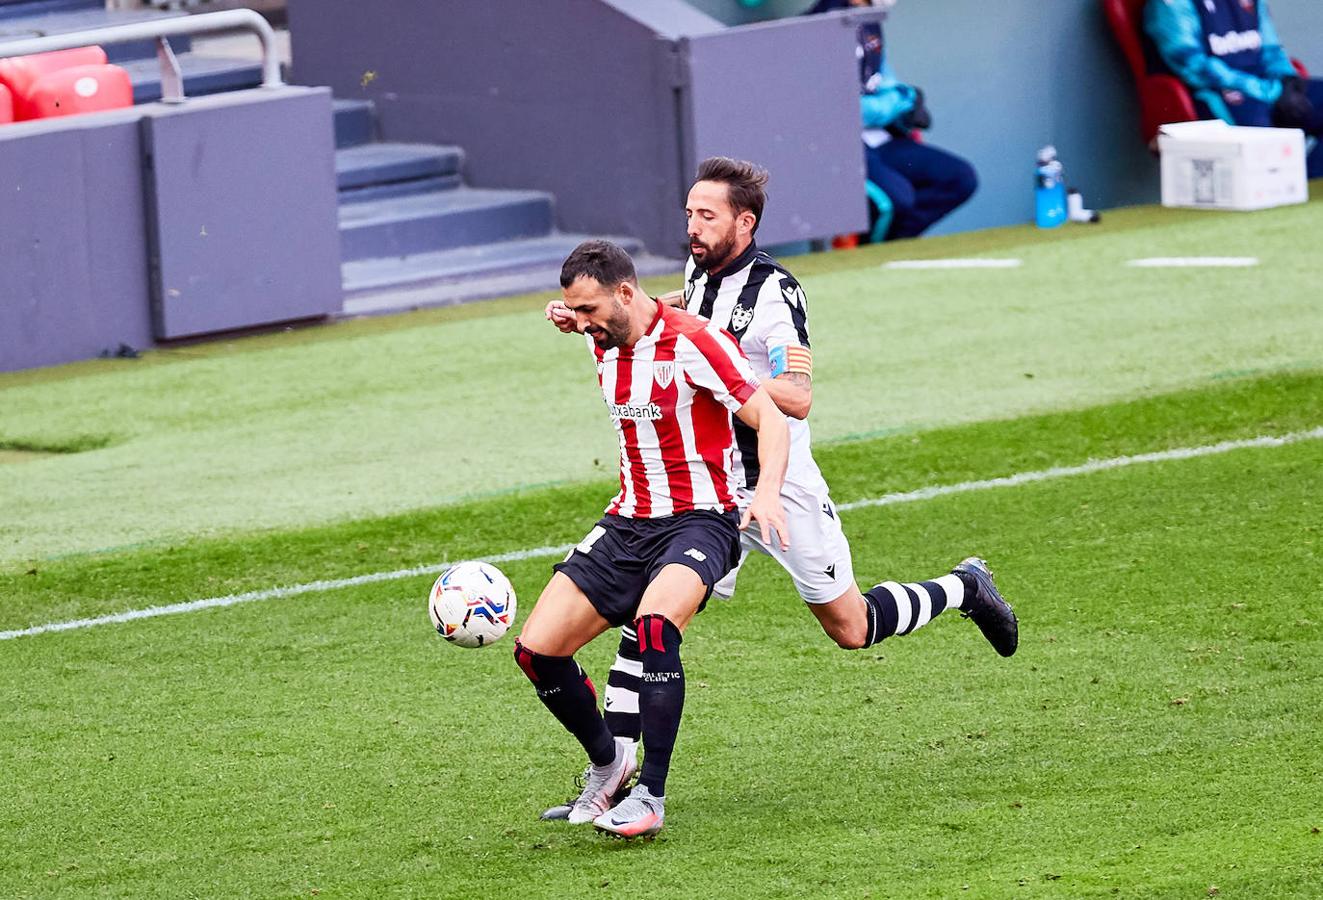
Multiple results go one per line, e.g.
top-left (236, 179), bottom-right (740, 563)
top-left (4, 426), bottom-right (1321, 643)
top-left (0, 543), bottom-right (574, 643)
top-left (1126, 257), bottom-right (1259, 268)
top-left (837, 427), bottom-right (1323, 511)
top-left (884, 258), bottom-right (1023, 270)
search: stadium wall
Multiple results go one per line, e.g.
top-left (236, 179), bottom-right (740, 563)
top-left (292, 0), bottom-right (1321, 244)
top-left (688, 0), bottom-right (1323, 236)
top-left (288, 0), bottom-right (871, 255)
top-left (0, 87), bottom-right (341, 372)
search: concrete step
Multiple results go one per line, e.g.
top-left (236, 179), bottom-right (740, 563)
top-left (342, 241), bottom-right (681, 315)
top-left (342, 233), bottom-right (638, 294)
top-left (333, 98), bottom-right (374, 148)
top-left (120, 52), bottom-right (262, 103)
top-left (338, 174), bottom-right (463, 205)
top-left (338, 187), bottom-right (555, 261)
top-left (0, 5), bottom-right (192, 60)
top-left (335, 142), bottom-right (463, 192)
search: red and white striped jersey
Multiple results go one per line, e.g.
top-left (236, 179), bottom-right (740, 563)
top-left (589, 304), bottom-right (760, 519)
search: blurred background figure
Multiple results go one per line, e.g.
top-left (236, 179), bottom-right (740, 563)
top-left (810, 0), bottom-right (977, 242)
top-left (1145, 0), bottom-right (1323, 177)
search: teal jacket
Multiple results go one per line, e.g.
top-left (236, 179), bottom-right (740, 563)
top-left (1144, 0), bottom-right (1297, 122)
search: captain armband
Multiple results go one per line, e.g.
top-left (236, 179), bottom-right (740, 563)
top-left (769, 344), bottom-right (813, 380)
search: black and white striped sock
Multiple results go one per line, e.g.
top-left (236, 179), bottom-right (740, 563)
top-left (862, 573), bottom-right (965, 647)
top-left (604, 625), bottom-right (642, 743)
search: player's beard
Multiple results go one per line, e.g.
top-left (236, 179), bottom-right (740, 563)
top-left (587, 302), bottom-right (632, 350)
top-left (690, 226), bottom-right (738, 273)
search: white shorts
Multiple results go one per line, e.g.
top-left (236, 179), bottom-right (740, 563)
top-left (713, 480), bottom-right (855, 604)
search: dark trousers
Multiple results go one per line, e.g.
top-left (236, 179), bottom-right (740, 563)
top-left (1201, 78), bottom-right (1323, 178)
top-left (865, 137), bottom-right (978, 240)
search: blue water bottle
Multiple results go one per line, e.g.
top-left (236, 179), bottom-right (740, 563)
top-left (1035, 145), bottom-right (1067, 229)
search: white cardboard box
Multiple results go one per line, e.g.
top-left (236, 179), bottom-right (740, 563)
top-left (1158, 120), bottom-right (1307, 211)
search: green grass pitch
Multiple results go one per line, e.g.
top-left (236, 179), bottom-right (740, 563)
top-left (1, 197), bottom-right (1321, 897)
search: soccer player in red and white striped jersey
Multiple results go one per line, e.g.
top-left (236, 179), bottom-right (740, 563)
top-left (546, 160), bottom-right (1019, 819)
top-left (514, 239), bottom-right (789, 838)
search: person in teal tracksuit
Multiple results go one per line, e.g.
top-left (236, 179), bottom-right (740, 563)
top-left (809, 0), bottom-right (977, 241)
top-left (1145, 0), bottom-right (1322, 176)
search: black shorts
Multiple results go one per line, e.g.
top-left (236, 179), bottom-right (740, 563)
top-left (553, 509), bottom-right (742, 627)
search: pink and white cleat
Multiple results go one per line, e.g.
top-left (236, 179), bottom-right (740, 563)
top-left (593, 784), bottom-right (665, 839)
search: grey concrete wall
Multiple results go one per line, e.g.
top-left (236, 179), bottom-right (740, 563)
top-left (293, 0), bottom-right (1321, 245)
top-left (0, 87), bottom-right (341, 372)
top-left (682, 13), bottom-right (867, 242)
top-left (290, 0), bottom-right (694, 255)
top-left (142, 89), bottom-right (341, 339)
top-left (0, 109), bottom-right (154, 372)
top-left (289, 0), bottom-right (868, 255)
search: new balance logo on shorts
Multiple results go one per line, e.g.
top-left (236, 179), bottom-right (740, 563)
top-left (684, 548), bottom-right (707, 562)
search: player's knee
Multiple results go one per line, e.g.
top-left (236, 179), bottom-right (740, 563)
top-left (633, 613), bottom-right (683, 659)
top-left (513, 638), bottom-right (542, 685)
top-left (515, 639), bottom-right (596, 697)
top-left (514, 638), bottom-right (570, 684)
top-left (819, 616), bottom-right (868, 650)
top-left (831, 625), bottom-right (869, 651)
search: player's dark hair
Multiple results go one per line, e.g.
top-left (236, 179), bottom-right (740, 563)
top-left (560, 239), bottom-right (638, 289)
top-left (695, 156), bottom-right (768, 233)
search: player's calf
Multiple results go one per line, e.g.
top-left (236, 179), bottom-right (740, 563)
top-left (513, 639), bottom-right (616, 766)
top-left (634, 613), bottom-right (685, 798)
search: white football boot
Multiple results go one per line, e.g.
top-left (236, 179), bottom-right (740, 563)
top-left (593, 783), bottom-right (665, 838)
top-left (541, 738), bottom-right (638, 821)
top-left (565, 739), bottom-right (638, 824)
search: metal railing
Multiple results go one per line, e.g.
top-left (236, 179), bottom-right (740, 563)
top-left (0, 9), bottom-right (282, 103)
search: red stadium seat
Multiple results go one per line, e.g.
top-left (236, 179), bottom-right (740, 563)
top-left (0, 45), bottom-right (109, 120)
top-left (25, 64), bottom-right (133, 120)
top-left (1103, 0), bottom-right (1311, 148)
top-left (1101, 0), bottom-right (1198, 148)
top-left (0, 83), bottom-right (12, 124)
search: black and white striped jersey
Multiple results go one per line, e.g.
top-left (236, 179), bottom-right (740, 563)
top-left (683, 241), bottom-right (827, 494)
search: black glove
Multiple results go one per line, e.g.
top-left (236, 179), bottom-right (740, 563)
top-left (1272, 76), bottom-right (1313, 128)
top-left (897, 86), bottom-right (932, 132)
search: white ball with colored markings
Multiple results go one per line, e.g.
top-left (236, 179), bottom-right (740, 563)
top-left (427, 561), bottom-right (517, 649)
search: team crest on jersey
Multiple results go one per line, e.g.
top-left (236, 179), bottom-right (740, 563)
top-left (653, 361), bottom-right (674, 389)
top-left (730, 302), bottom-right (755, 332)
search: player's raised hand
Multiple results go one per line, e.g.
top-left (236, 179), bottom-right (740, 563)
top-left (544, 299), bottom-right (578, 333)
top-left (741, 494), bottom-right (790, 551)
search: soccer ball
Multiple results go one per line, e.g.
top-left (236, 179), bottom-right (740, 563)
top-left (427, 561), bottom-right (517, 648)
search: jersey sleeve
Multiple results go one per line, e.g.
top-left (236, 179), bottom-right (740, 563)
top-left (1259, 0), bottom-right (1300, 80)
top-left (860, 69), bottom-right (918, 129)
top-left (753, 275), bottom-right (813, 380)
top-left (680, 326), bottom-right (761, 413)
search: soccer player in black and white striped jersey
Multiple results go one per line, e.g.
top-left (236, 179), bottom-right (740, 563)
top-left (543, 158), bottom-right (1018, 818)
